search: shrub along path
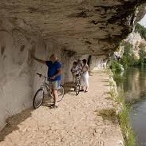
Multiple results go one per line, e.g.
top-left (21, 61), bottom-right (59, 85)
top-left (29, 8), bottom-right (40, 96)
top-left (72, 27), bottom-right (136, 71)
top-left (0, 71), bottom-right (123, 146)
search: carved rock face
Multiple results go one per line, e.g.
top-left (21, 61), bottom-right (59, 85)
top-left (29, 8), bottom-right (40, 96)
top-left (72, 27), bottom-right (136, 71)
top-left (0, 0), bottom-right (146, 55)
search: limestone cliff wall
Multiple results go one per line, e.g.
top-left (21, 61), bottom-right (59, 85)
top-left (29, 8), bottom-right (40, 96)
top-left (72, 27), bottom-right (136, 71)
top-left (0, 29), bottom-right (32, 130)
top-left (0, 0), bottom-right (145, 56)
top-left (0, 20), bottom-right (76, 130)
top-left (126, 31), bottom-right (146, 60)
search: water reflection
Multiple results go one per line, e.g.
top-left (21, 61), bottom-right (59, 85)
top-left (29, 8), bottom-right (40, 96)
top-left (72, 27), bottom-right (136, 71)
top-left (130, 101), bottom-right (146, 146)
top-left (117, 67), bottom-right (146, 103)
top-left (115, 67), bottom-right (146, 146)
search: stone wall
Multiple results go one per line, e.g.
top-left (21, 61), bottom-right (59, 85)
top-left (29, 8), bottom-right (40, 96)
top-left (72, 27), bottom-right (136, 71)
top-left (0, 29), bottom-right (33, 130)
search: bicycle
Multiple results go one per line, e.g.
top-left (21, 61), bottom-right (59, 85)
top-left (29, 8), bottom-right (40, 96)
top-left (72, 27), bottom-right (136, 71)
top-left (74, 74), bottom-right (81, 96)
top-left (33, 73), bottom-right (65, 109)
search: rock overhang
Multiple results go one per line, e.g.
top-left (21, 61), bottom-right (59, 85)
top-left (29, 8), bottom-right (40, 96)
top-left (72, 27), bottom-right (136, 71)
top-left (0, 0), bottom-right (146, 55)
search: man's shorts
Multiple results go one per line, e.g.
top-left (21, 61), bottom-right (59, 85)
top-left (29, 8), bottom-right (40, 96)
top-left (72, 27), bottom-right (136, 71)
top-left (49, 80), bottom-right (60, 90)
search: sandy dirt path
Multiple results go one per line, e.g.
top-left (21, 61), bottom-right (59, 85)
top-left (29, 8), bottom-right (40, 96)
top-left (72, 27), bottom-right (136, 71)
top-left (0, 71), bottom-right (123, 146)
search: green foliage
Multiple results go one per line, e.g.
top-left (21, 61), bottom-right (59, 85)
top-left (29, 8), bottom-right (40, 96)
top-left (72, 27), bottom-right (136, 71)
top-left (120, 39), bottom-right (146, 67)
top-left (120, 42), bottom-right (136, 67)
top-left (138, 45), bottom-right (146, 66)
top-left (113, 74), bottom-right (124, 87)
top-left (135, 23), bottom-right (146, 40)
top-left (118, 96), bottom-right (136, 146)
top-left (110, 60), bottom-right (124, 74)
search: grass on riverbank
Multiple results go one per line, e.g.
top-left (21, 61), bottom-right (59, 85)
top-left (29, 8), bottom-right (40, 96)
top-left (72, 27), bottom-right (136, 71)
top-left (117, 94), bottom-right (135, 146)
top-left (98, 91), bottom-right (135, 146)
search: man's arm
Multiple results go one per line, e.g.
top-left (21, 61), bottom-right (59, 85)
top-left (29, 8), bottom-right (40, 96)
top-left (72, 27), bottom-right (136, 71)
top-left (32, 54), bottom-right (46, 64)
top-left (51, 68), bottom-right (62, 79)
top-left (56, 68), bottom-right (62, 76)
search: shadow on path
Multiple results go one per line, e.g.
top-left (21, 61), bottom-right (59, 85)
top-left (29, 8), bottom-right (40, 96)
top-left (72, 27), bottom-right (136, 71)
top-left (63, 82), bottom-right (77, 96)
top-left (0, 108), bottom-right (33, 142)
top-left (0, 82), bottom-right (78, 142)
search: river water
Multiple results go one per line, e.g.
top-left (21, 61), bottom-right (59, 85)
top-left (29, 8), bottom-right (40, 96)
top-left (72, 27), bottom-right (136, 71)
top-left (115, 67), bottom-right (146, 146)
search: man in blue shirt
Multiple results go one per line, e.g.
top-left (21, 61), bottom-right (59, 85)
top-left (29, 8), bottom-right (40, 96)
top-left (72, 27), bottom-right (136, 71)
top-left (32, 54), bottom-right (61, 108)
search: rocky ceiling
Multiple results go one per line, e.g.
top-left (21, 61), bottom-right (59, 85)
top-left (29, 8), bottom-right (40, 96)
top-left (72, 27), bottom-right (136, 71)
top-left (0, 0), bottom-right (146, 55)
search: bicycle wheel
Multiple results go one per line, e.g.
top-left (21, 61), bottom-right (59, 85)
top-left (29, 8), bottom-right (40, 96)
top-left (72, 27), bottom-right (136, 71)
top-left (75, 84), bottom-right (80, 96)
top-left (57, 85), bottom-right (65, 102)
top-left (45, 83), bottom-right (54, 104)
top-left (33, 88), bottom-right (44, 109)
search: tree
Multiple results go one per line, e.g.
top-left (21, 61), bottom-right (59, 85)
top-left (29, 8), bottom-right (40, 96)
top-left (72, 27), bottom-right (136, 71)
top-left (135, 23), bottom-right (146, 40)
top-left (120, 42), bottom-right (135, 67)
top-left (138, 45), bottom-right (146, 66)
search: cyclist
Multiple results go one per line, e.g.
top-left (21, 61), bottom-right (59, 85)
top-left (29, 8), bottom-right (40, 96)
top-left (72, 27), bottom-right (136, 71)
top-left (71, 61), bottom-right (78, 83)
top-left (32, 53), bottom-right (61, 108)
top-left (71, 61), bottom-right (82, 83)
top-left (77, 59), bottom-right (83, 71)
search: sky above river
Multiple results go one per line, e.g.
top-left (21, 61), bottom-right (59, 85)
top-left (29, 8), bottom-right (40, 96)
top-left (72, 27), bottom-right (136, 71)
top-left (139, 14), bottom-right (146, 28)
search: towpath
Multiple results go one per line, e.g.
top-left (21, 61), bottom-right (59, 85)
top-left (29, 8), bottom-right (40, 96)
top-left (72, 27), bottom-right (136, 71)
top-left (0, 71), bottom-right (123, 146)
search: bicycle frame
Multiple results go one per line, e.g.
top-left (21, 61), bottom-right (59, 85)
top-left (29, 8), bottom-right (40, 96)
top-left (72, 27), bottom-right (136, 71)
top-left (75, 74), bottom-right (81, 85)
top-left (37, 73), bottom-right (51, 93)
top-left (74, 74), bottom-right (81, 96)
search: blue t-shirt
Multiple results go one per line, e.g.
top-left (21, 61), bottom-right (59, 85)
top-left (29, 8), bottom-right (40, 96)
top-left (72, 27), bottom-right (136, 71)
top-left (46, 61), bottom-right (61, 81)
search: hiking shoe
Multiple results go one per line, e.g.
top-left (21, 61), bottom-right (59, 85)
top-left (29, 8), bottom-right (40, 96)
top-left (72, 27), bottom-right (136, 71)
top-left (49, 104), bottom-right (58, 109)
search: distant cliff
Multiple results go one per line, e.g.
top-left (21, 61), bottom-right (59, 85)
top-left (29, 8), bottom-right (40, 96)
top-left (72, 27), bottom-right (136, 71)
top-left (117, 24), bottom-right (146, 66)
top-left (127, 24), bottom-right (146, 59)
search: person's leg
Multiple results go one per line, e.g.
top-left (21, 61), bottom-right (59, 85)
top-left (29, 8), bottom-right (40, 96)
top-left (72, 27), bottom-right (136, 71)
top-left (52, 89), bottom-right (58, 106)
top-left (85, 81), bottom-right (89, 92)
top-left (85, 86), bottom-right (88, 92)
top-left (80, 75), bottom-right (84, 91)
top-left (72, 73), bottom-right (75, 83)
top-left (51, 80), bottom-right (60, 107)
top-left (73, 74), bottom-right (76, 83)
top-left (84, 74), bottom-right (89, 92)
